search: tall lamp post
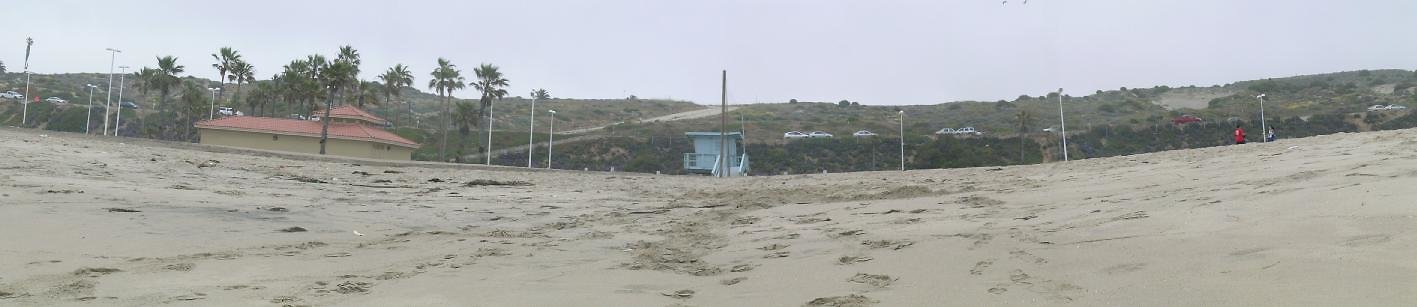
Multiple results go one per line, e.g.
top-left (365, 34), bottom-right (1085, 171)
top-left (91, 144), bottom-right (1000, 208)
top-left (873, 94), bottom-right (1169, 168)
top-left (103, 48), bottom-right (121, 136)
top-left (1256, 94), bottom-right (1268, 142)
top-left (898, 110), bottom-right (905, 171)
top-left (1057, 88), bottom-right (1069, 161)
top-left (207, 87), bottom-right (219, 119)
top-left (21, 37), bottom-right (34, 126)
top-left (546, 109), bottom-right (556, 169)
top-left (486, 98), bottom-right (496, 165)
top-left (84, 84), bottom-right (98, 134)
top-left (114, 66), bottom-right (128, 136)
top-left (527, 96), bottom-right (537, 168)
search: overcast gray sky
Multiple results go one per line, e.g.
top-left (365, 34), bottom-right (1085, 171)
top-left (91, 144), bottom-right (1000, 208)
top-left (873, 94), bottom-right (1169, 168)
top-left (7, 0), bottom-right (1417, 105)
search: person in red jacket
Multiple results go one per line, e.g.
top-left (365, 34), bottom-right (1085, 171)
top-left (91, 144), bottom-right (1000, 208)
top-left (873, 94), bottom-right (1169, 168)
top-left (1234, 125), bottom-right (1246, 145)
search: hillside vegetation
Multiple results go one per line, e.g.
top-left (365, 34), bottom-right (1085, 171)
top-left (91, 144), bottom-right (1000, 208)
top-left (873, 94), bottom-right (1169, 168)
top-left (491, 69), bottom-right (1417, 175)
top-left (7, 69), bottom-right (1417, 175)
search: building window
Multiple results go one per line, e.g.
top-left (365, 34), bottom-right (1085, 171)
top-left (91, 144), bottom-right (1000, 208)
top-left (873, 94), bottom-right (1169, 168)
top-left (272, 134), bottom-right (279, 141)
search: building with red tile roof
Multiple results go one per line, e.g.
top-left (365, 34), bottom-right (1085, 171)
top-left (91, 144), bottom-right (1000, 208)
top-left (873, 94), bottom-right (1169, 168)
top-left (195, 106), bottom-right (419, 160)
top-left (323, 105), bottom-right (389, 125)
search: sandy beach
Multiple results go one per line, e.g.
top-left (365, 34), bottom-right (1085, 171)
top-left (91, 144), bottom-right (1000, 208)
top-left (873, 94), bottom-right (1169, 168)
top-left (1, 126), bottom-right (1415, 306)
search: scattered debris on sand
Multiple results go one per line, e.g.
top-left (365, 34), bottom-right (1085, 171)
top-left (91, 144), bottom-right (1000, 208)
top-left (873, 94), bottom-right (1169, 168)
top-left (464, 179), bottom-right (533, 187)
top-left (279, 227), bottom-right (308, 233)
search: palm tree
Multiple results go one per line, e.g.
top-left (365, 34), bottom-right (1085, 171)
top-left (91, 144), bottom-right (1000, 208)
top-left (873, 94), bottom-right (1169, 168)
top-left (531, 88), bottom-right (551, 100)
top-left (132, 67), bottom-right (161, 135)
top-left (227, 60), bottom-right (255, 112)
top-left (1016, 109), bottom-right (1033, 162)
top-left (211, 47), bottom-right (241, 104)
top-left (428, 58), bottom-right (466, 161)
top-left (279, 60), bottom-right (310, 116)
top-left (244, 80), bottom-right (276, 117)
top-left (153, 56), bottom-right (185, 129)
top-left (377, 64), bottom-right (414, 126)
top-left (304, 55), bottom-right (328, 112)
top-left (353, 80), bottom-right (382, 108)
top-left (179, 82), bottom-right (208, 139)
top-left (317, 59), bottom-right (357, 155)
top-left (471, 63), bottom-right (509, 152)
top-left (454, 101), bottom-right (478, 136)
top-left (336, 46), bottom-right (361, 105)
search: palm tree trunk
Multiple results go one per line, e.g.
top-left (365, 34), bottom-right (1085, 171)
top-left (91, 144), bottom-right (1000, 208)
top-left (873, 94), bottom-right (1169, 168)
top-left (159, 89), bottom-right (170, 139)
top-left (320, 90), bottom-right (337, 155)
top-left (233, 81), bottom-right (244, 114)
top-left (439, 92), bottom-right (449, 162)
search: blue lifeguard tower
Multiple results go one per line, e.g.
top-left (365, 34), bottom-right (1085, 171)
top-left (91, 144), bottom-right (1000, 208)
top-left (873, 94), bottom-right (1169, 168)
top-left (683, 132), bottom-right (749, 176)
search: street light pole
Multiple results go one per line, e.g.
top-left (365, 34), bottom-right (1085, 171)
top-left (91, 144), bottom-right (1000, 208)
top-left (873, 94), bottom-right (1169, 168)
top-left (1257, 94), bottom-right (1268, 143)
top-left (208, 87), bottom-right (219, 119)
top-left (1057, 88), bottom-right (1069, 161)
top-left (22, 37), bottom-right (34, 126)
top-left (899, 110), bottom-right (905, 171)
top-left (85, 84), bottom-right (98, 134)
top-left (547, 109), bottom-right (556, 169)
top-left (527, 97), bottom-right (537, 168)
top-left (115, 66), bottom-right (128, 136)
top-left (103, 48), bottom-right (121, 136)
top-left (486, 98), bottom-right (496, 165)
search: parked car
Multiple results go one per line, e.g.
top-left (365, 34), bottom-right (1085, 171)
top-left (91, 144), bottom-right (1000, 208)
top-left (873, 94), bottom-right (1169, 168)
top-left (309, 115), bottom-right (322, 122)
top-left (809, 131), bottom-right (834, 138)
top-left (1172, 114), bottom-right (1203, 125)
top-left (954, 127), bottom-right (982, 135)
top-left (44, 97), bottom-right (67, 104)
top-left (783, 131), bottom-right (809, 139)
top-left (217, 107), bottom-right (244, 116)
top-left (934, 128), bottom-right (956, 135)
top-left (1042, 127), bottom-right (1055, 132)
top-left (1386, 104), bottom-right (1407, 110)
top-left (1368, 104), bottom-right (1388, 111)
top-left (120, 101), bottom-right (139, 109)
top-left (289, 114), bottom-right (308, 120)
top-left (0, 91), bottom-right (23, 100)
top-left (852, 130), bottom-right (877, 137)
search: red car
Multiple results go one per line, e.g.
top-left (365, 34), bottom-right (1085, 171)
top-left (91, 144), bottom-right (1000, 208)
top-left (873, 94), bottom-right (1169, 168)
top-left (1172, 115), bottom-right (1203, 125)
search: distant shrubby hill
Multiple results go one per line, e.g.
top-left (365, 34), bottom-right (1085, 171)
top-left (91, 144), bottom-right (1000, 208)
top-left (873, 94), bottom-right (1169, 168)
top-left (495, 69), bottom-right (1417, 174)
top-left (6, 69), bottom-right (1417, 174)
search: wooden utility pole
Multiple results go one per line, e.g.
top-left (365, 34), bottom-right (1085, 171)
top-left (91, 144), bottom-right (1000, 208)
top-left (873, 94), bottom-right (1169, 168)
top-left (720, 70), bottom-right (727, 177)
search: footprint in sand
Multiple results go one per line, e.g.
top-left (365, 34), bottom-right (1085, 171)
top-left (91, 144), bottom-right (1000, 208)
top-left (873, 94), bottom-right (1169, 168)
top-left (763, 251), bottom-right (791, 258)
top-left (970, 260), bottom-right (994, 276)
top-left (848, 273), bottom-right (897, 288)
top-left (162, 263), bottom-right (194, 271)
top-left (720, 277), bottom-right (747, 286)
top-left (860, 239), bottom-right (914, 250)
top-left (759, 243), bottom-right (791, 251)
top-left (1008, 250), bottom-right (1048, 264)
top-left (838, 256), bottom-right (874, 265)
top-left (805, 294), bottom-right (877, 307)
top-left (1229, 247), bottom-right (1269, 257)
top-left (72, 267), bottom-right (122, 277)
top-left (1101, 263), bottom-right (1146, 274)
top-left (1341, 234), bottom-right (1391, 247)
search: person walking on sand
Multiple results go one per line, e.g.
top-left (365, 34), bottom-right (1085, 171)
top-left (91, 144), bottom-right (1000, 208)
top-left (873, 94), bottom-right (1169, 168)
top-left (1266, 127), bottom-right (1276, 142)
top-left (1234, 125), bottom-right (1246, 145)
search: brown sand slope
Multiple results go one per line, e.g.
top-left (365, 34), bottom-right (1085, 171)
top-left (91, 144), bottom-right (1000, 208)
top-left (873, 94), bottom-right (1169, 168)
top-left (0, 127), bottom-right (1415, 306)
